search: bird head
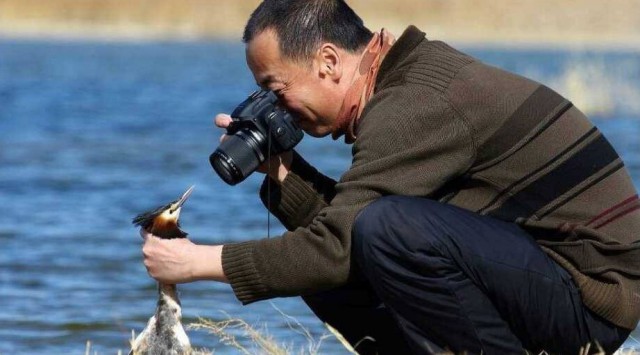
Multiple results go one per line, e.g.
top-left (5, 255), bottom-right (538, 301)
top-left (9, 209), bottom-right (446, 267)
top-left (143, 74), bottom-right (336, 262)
top-left (132, 185), bottom-right (194, 239)
top-left (160, 185), bottom-right (194, 220)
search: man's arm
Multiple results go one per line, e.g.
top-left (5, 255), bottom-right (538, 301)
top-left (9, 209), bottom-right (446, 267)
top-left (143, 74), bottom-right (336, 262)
top-left (260, 150), bottom-right (338, 230)
top-left (222, 85), bottom-right (477, 303)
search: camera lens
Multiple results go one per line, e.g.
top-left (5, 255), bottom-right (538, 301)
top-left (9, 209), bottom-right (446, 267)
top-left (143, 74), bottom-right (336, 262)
top-left (210, 131), bottom-right (264, 185)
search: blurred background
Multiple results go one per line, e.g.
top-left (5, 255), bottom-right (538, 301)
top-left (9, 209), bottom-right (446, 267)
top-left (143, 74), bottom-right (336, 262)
top-left (1, 0), bottom-right (639, 353)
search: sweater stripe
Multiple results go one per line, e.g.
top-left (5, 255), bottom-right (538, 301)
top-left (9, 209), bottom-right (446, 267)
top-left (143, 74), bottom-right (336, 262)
top-left (537, 161), bottom-right (624, 220)
top-left (585, 194), bottom-right (639, 227)
top-left (476, 85), bottom-right (571, 166)
top-left (594, 202), bottom-right (640, 229)
top-left (478, 127), bottom-right (598, 214)
top-left (489, 133), bottom-right (619, 221)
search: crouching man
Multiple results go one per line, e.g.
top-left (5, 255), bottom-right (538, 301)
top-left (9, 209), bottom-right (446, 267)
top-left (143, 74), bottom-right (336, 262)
top-left (140, 1), bottom-right (640, 353)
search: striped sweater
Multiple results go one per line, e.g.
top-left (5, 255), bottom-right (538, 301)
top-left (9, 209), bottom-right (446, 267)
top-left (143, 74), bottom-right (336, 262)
top-left (222, 26), bottom-right (640, 329)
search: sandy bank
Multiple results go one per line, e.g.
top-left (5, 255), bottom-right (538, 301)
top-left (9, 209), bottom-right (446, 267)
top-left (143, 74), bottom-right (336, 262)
top-left (0, 0), bottom-right (639, 48)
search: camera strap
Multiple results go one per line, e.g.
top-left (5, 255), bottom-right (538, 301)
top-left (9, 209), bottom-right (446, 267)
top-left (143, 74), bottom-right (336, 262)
top-left (266, 124), bottom-right (272, 239)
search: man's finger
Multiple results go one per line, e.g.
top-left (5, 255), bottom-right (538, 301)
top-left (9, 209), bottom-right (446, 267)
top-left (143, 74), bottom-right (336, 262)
top-left (214, 113), bottom-right (232, 128)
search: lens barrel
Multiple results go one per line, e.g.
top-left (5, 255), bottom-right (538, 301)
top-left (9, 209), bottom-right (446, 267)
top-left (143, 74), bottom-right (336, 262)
top-left (209, 131), bottom-right (264, 185)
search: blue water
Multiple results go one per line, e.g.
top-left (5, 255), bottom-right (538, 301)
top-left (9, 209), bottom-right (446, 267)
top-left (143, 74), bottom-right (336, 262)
top-left (1, 39), bottom-right (639, 354)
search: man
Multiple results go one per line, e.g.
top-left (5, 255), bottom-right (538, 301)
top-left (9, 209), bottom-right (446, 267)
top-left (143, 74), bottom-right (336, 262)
top-left (140, 0), bottom-right (640, 353)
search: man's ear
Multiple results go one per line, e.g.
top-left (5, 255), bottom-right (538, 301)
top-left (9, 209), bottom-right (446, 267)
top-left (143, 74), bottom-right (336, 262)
top-left (317, 43), bottom-right (342, 81)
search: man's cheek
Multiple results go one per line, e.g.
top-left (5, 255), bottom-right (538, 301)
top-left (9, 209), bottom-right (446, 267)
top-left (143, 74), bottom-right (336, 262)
top-left (298, 121), bottom-right (316, 133)
top-left (280, 95), bottom-right (303, 113)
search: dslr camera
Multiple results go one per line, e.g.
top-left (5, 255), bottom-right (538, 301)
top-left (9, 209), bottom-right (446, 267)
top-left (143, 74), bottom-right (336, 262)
top-left (210, 90), bottom-right (304, 185)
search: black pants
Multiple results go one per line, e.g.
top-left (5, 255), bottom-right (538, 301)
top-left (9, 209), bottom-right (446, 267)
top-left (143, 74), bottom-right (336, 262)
top-left (303, 196), bottom-right (630, 354)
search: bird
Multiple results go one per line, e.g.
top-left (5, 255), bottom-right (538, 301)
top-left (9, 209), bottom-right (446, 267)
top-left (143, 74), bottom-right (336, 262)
top-left (130, 185), bottom-right (195, 355)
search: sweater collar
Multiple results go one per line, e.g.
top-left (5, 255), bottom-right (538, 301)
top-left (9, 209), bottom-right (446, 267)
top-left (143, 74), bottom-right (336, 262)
top-left (376, 25), bottom-right (426, 88)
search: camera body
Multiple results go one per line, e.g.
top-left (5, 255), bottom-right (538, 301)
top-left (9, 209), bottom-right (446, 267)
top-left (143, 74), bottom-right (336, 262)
top-left (210, 90), bottom-right (303, 185)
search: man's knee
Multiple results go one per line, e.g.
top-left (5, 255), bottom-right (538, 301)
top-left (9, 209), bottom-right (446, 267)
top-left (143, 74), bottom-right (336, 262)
top-left (353, 196), bottom-right (444, 271)
top-left (354, 196), bottom-right (397, 236)
top-left (354, 196), bottom-right (404, 246)
top-left (353, 196), bottom-right (397, 270)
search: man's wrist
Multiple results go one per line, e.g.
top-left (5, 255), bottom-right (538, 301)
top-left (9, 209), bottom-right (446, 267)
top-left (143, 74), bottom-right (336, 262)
top-left (191, 244), bottom-right (228, 283)
top-left (270, 164), bottom-right (289, 183)
top-left (267, 152), bottom-right (293, 183)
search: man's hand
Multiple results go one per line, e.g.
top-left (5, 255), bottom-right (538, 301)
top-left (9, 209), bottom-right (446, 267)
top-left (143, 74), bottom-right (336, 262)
top-left (140, 228), bottom-right (228, 284)
top-left (215, 113), bottom-right (293, 183)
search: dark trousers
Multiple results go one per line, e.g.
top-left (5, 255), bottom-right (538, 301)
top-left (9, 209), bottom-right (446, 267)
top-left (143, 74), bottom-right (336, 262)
top-left (303, 196), bottom-right (630, 354)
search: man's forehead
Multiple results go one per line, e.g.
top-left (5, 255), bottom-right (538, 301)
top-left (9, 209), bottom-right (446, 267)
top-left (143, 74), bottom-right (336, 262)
top-left (246, 30), bottom-right (281, 63)
top-left (246, 30), bottom-right (283, 85)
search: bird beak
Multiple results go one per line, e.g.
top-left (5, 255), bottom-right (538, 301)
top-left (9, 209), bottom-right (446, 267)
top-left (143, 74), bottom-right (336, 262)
top-left (176, 185), bottom-right (195, 208)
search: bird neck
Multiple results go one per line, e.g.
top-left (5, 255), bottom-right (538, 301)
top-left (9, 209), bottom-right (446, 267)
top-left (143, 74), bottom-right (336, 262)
top-left (150, 219), bottom-right (185, 239)
top-left (158, 283), bottom-right (181, 306)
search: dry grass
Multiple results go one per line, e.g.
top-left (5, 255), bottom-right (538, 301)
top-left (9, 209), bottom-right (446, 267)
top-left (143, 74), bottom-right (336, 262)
top-left (186, 304), bottom-right (358, 355)
top-left (185, 315), bottom-right (640, 355)
top-left (184, 306), bottom-right (640, 355)
top-left (189, 317), bottom-right (292, 354)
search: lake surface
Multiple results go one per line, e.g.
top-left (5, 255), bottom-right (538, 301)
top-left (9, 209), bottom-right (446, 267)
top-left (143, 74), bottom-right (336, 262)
top-left (1, 39), bottom-right (639, 354)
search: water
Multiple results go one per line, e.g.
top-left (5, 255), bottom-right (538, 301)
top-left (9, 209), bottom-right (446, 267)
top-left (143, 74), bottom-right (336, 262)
top-left (1, 39), bottom-right (639, 354)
